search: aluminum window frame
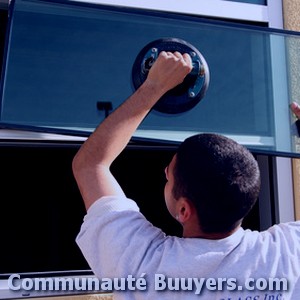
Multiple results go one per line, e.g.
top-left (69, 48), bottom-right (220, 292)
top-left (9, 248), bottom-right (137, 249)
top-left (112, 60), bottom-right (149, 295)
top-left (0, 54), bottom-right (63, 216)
top-left (70, 0), bottom-right (282, 27)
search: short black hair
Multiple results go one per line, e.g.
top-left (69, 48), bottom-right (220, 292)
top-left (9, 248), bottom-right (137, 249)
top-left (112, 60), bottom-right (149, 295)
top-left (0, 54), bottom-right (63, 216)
top-left (173, 133), bottom-right (261, 234)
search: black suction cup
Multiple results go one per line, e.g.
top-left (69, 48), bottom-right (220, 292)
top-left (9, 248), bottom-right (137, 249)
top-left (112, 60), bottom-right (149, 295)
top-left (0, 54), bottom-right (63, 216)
top-left (132, 38), bottom-right (209, 114)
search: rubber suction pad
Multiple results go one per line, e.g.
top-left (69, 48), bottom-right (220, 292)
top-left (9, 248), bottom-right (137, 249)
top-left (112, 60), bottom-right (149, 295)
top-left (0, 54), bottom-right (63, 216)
top-left (132, 38), bottom-right (209, 114)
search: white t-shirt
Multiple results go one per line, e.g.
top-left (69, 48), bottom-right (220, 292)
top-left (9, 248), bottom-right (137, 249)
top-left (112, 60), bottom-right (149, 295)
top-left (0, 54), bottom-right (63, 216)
top-left (76, 196), bottom-right (300, 300)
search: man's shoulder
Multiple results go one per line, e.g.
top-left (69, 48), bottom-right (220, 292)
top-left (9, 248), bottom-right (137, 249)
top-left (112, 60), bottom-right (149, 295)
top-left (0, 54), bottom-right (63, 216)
top-left (242, 221), bottom-right (300, 248)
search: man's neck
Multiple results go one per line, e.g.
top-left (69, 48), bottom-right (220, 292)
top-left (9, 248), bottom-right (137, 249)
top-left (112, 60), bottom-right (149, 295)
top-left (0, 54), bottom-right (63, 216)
top-left (182, 224), bottom-right (241, 240)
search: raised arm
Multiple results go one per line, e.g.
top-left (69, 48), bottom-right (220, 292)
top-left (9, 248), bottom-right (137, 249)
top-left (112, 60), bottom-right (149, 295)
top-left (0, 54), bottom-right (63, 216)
top-left (72, 51), bottom-right (192, 210)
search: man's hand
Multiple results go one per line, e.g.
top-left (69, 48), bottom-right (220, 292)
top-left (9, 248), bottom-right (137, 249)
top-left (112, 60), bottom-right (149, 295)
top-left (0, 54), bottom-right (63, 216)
top-left (143, 51), bottom-right (193, 98)
top-left (291, 102), bottom-right (300, 119)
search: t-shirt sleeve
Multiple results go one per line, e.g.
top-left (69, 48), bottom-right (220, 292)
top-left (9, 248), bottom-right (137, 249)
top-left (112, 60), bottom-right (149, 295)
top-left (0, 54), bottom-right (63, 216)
top-left (76, 196), bottom-right (167, 278)
top-left (263, 221), bottom-right (300, 290)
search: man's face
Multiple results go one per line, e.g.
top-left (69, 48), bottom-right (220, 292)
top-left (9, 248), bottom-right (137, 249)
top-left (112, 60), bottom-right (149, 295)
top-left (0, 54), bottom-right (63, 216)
top-left (164, 154), bottom-right (178, 218)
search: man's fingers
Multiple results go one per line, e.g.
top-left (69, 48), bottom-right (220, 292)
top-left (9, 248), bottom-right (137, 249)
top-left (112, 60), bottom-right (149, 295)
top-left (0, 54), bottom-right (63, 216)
top-left (182, 53), bottom-right (192, 68)
top-left (291, 102), bottom-right (300, 119)
top-left (172, 52), bottom-right (192, 65)
top-left (159, 51), bottom-right (191, 63)
top-left (165, 51), bottom-right (193, 72)
top-left (173, 51), bottom-right (183, 59)
top-left (146, 51), bottom-right (193, 93)
top-left (159, 51), bottom-right (168, 58)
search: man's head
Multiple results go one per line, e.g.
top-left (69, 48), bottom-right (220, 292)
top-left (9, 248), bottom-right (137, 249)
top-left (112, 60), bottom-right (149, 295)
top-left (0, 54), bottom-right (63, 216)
top-left (166, 133), bottom-right (261, 236)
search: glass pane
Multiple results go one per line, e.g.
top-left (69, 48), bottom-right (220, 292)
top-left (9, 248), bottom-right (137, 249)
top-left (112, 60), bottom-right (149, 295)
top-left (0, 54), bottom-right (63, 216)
top-left (1, 0), bottom-right (300, 157)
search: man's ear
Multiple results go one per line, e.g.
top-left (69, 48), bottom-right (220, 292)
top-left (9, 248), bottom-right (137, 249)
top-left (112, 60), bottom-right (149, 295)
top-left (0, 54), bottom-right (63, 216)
top-left (177, 198), bottom-right (194, 224)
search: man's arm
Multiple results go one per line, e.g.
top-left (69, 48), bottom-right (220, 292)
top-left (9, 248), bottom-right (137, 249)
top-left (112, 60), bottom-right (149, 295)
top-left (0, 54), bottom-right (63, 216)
top-left (72, 51), bottom-right (192, 210)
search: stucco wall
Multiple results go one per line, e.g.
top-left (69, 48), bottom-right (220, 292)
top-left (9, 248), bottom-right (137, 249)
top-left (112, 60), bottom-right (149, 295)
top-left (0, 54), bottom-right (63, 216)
top-left (283, 0), bottom-right (300, 31)
top-left (282, 0), bottom-right (300, 220)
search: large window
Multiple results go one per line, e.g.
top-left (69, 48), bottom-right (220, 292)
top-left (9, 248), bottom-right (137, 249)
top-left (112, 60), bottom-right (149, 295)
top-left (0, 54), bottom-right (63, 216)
top-left (1, 0), bottom-right (300, 157)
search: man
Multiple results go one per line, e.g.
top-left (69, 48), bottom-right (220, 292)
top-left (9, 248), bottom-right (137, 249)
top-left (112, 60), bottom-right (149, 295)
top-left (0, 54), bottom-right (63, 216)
top-left (73, 51), bottom-right (300, 299)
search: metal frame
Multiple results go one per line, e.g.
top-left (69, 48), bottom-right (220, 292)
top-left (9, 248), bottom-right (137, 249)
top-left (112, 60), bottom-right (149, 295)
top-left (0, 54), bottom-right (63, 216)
top-left (69, 0), bottom-right (276, 25)
top-left (0, 0), bottom-right (284, 28)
